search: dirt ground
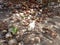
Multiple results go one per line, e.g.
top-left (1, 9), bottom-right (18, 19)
top-left (0, 7), bottom-right (60, 45)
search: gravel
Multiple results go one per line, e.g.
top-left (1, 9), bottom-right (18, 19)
top-left (0, 2), bottom-right (60, 45)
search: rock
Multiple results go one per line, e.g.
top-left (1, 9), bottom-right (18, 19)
top-left (18, 42), bottom-right (24, 45)
top-left (30, 9), bottom-right (35, 14)
top-left (8, 39), bottom-right (17, 45)
top-left (15, 13), bottom-right (20, 17)
top-left (40, 9), bottom-right (42, 12)
top-left (19, 13), bottom-right (24, 17)
top-left (28, 15), bottom-right (32, 20)
top-left (18, 42), bottom-right (22, 45)
top-left (34, 37), bottom-right (40, 43)
top-left (28, 20), bottom-right (36, 31)
top-left (5, 32), bottom-right (12, 38)
top-left (2, 30), bottom-right (7, 35)
top-left (2, 30), bottom-right (7, 33)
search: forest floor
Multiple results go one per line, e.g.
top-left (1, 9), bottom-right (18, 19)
top-left (0, 7), bottom-right (60, 45)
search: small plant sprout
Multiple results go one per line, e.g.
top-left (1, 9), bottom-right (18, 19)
top-left (11, 26), bottom-right (18, 35)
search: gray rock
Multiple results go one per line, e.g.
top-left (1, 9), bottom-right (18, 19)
top-left (8, 39), bottom-right (17, 45)
top-left (5, 32), bottom-right (12, 38)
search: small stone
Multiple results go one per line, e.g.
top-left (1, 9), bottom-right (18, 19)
top-left (30, 9), bottom-right (35, 14)
top-left (19, 13), bottom-right (24, 17)
top-left (2, 30), bottom-right (7, 33)
top-left (28, 20), bottom-right (36, 31)
top-left (5, 32), bottom-right (12, 38)
top-left (49, 40), bottom-right (53, 43)
top-left (15, 13), bottom-right (20, 17)
top-left (34, 37), bottom-right (40, 43)
top-left (18, 42), bottom-right (22, 45)
top-left (8, 39), bottom-right (17, 45)
top-left (40, 9), bottom-right (42, 12)
top-left (31, 38), bottom-right (35, 41)
top-left (28, 15), bottom-right (32, 19)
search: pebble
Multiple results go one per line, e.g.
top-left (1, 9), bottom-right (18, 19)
top-left (19, 13), bottom-right (24, 17)
top-left (34, 37), bottom-right (40, 43)
top-left (8, 39), bottom-right (17, 45)
top-left (18, 43), bottom-right (22, 45)
top-left (5, 32), bottom-right (12, 38)
top-left (28, 20), bottom-right (36, 31)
